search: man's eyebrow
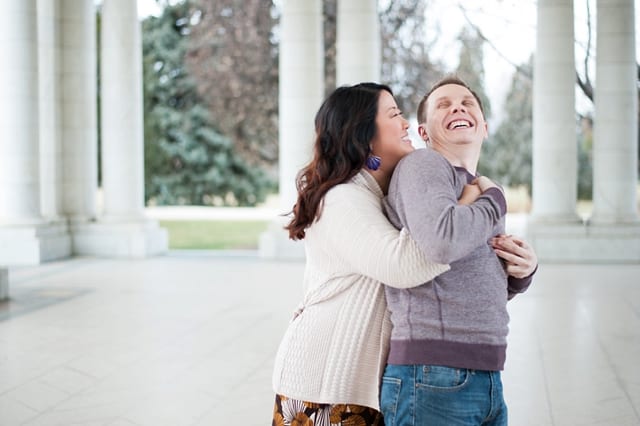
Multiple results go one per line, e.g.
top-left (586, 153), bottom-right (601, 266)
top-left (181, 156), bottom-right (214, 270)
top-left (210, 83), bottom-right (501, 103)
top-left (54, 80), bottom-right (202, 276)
top-left (433, 95), bottom-right (475, 103)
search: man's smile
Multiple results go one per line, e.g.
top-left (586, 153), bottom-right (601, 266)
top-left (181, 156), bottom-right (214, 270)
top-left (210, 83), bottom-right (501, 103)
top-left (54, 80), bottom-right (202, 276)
top-left (447, 119), bottom-right (473, 130)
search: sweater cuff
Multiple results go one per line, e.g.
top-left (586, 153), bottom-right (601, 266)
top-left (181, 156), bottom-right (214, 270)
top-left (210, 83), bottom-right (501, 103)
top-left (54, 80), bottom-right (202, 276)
top-left (483, 187), bottom-right (507, 216)
top-left (507, 264), bottom-right (538, 296)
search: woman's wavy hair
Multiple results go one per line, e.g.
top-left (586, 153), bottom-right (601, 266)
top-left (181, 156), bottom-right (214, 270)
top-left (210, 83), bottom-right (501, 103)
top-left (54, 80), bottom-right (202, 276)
top-left (285, 82), bottom-right (392, 240)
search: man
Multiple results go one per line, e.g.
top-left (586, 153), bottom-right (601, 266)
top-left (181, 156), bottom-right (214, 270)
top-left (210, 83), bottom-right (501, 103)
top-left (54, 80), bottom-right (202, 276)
top-left (380, 76), bottom-right (538, 426)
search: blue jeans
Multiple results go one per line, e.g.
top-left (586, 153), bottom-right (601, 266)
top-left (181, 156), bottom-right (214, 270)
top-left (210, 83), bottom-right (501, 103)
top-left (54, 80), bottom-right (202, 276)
top-left (380, 365), bottom-right (507, 426)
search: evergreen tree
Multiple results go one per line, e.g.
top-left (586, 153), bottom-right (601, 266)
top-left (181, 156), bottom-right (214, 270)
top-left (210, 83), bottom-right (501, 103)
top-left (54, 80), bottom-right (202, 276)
top-left (455, 27), bottom-right (491, 120)
top-left (142, 1), bottom-right (273, 206)
top-left (577, 115), bottom-right (594, 200)
top-left (479, 59), bottom-right (532, 188)
top-left (479, 57), bottom-right (593, 200)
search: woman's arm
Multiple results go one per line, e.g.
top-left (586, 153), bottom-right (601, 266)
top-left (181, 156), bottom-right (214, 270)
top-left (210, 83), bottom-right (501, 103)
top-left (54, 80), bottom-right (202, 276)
top-left (310, 183), bottom-right (449, 289)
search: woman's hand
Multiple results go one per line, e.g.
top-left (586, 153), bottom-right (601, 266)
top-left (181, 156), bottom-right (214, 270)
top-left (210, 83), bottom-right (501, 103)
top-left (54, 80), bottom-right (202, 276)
top-left (490, 234), bottom-right (538, 278)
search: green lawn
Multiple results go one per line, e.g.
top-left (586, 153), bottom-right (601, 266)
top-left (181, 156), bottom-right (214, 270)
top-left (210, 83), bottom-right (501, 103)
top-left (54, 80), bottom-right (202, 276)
top-left (159, 220), bottom-right (270, 250)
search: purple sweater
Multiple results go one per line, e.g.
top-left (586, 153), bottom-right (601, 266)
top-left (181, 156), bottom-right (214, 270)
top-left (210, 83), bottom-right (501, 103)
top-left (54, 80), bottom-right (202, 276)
top-left (383, 148), bottom-right (533, 371)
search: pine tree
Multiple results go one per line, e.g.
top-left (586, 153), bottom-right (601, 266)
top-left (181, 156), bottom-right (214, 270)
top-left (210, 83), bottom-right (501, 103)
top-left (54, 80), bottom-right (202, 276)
top-left (455, 27), bottom-right (491, 120)
top-left (142, 1), bottom-right (273, 206)
top-left (478, 59), bottom-right (532, 189)
top-left (479, 57), bottom-right (592, 200)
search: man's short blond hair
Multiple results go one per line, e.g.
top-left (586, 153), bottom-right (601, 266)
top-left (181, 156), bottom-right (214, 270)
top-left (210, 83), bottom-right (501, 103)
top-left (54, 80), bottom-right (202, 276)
top-left (416, 75), bottom-right (485, 124)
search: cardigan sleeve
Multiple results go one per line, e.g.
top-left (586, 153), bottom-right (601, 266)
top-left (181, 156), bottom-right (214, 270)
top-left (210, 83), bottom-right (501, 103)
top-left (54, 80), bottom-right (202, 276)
top-left (308, 181), bottom-right (450, 289)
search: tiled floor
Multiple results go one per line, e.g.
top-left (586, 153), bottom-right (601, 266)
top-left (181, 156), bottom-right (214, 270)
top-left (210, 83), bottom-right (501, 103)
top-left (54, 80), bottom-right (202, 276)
top-left (0, 253), bottom-right (639, 425)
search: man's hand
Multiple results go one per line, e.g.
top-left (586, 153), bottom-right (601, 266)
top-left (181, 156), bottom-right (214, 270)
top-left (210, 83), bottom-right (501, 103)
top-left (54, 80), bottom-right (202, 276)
top-left (490, 234), bottom-right (538, 278)
top-left (472, 176), bottom-right (500, 193)
top-left (458, 183), bottom-right (482, 205)
top-left (459, 176), bottom-right (502, 205)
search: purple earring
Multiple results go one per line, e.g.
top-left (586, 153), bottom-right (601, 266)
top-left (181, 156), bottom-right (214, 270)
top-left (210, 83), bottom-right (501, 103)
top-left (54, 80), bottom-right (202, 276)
top-left (366, 155), bottom-right (381, 171)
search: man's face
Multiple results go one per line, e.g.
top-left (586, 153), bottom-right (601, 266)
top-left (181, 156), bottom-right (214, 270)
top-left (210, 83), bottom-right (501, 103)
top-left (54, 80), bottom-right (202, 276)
top-left (419, 84), bottom-right (488, 150)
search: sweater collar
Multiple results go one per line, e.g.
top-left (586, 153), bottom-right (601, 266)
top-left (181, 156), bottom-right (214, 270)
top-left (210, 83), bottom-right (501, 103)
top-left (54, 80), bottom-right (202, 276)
top-left (353, 170), bottom-right (384, 199)
top-left (453, 165), bottom-right (478, 184)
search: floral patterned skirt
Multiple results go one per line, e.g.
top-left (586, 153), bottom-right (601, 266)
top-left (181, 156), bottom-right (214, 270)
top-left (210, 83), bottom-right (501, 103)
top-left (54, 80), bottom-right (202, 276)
top-left (272, 394), bottom-right (384, 426)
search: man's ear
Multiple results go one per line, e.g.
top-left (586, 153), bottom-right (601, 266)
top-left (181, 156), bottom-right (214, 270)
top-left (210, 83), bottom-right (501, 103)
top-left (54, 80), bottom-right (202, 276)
top-left (417, 124), bottom-right (429, 142)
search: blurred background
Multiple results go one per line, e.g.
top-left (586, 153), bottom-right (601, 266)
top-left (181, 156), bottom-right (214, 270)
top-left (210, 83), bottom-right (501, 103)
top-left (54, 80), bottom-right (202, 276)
top-left (125, 0), bottom-right (640, 249)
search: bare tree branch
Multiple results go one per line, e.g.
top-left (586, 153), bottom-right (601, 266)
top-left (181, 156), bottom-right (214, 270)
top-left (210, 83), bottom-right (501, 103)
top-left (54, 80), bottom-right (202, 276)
top-left (578, 0), bottom-right (594, 101)
top-left (457, 4), bottom-right (532, 80)
top-left (576, 70), bottom-right (594, 101)
top-left (583, 0), bottom-right (593, 88)
top-left (379, 0), bottom-right (445, 112)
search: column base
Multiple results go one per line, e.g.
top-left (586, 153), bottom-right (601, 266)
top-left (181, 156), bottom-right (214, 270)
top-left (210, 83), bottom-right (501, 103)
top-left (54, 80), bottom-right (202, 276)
top-left (0, 268), bottom-right (8, 301)
top-left (0, 222), bottom-right (72, 265)
top-left (527, 219), bottom-right (640, 263)
top-left (71, 219), bottom-right (168, 258)
top-left (258, 219), bottom-right (305, 260)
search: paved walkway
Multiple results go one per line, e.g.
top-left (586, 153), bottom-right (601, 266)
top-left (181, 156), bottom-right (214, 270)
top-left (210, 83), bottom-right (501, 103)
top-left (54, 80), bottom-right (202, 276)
top-left (1, 253), bottom-right (639, 425)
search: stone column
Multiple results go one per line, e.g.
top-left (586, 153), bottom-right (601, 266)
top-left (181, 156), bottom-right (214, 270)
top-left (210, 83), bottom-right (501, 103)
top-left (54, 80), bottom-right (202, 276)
top-left (0, 1), bottom-right (70, 265)
top-left (38, 0), bottom-right (63, 220)
top-left (60, 0), bottom-right (98, 223)
top-left (527, 0), bottom-right (640, 262)
top-left (530, 0), bottom-right (579, 223)
top-left (591, 0), bottom-right (638, 224)
top-left (336, 0), bottom-right (380, 85)
top-left (100, 0), bottom-right (144, 221)
top-left (259, 0), bottom-right (323, 259)
top-left (0, 1), bottom-right (41, 226)
top-left (527, 0), bottom-right (583, 261)
top-left (73, 0), bottom-right (167, 257)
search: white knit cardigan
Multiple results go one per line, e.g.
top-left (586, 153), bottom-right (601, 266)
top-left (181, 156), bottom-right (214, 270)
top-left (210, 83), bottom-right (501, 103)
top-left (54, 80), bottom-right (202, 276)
top-left (272, 170), bottom-right (449, 410)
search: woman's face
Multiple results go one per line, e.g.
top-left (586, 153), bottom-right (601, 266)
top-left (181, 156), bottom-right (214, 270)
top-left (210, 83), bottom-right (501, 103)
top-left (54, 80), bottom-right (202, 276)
top-left (370, 90), bottom-right (413, 171)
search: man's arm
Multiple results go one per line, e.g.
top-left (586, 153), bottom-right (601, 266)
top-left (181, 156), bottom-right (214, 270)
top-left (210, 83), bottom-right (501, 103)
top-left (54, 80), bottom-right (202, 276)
top-left (386, 149), bottom-right (506, 264)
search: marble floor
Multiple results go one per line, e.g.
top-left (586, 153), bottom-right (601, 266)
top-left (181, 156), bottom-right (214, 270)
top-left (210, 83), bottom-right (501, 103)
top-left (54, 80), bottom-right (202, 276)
top-left (0, 253), bottom-right (639, 425)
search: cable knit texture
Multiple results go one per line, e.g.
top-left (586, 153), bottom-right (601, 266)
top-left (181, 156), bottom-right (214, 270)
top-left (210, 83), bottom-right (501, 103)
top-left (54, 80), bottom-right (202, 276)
top-left (272, 170), bottom-right (450, 410)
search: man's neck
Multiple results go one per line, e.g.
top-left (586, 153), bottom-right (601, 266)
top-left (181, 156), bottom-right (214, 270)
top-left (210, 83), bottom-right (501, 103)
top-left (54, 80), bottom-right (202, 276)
top-left (430, 142), bottom-right (480, 175)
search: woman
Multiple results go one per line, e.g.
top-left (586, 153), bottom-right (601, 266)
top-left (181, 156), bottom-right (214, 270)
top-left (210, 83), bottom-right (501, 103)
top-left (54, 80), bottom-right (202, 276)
top-left (271, 83), bottom-right (455, 425)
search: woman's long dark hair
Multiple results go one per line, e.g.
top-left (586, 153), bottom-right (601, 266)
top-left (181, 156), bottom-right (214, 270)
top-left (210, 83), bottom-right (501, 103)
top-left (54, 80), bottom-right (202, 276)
top-left (285, 82), bottom-right (393, 240)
